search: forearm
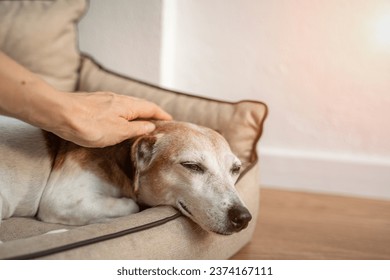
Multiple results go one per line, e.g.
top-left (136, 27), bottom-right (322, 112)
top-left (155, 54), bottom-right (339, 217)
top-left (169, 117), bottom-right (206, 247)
top-left (0, 51), bottom-right (69, 131)
top-left (0, 51), bottom-right (171, 147)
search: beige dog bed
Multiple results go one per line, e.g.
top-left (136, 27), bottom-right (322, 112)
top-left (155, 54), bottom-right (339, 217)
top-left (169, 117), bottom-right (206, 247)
top-left (0, 0), bottom-right (267, 259)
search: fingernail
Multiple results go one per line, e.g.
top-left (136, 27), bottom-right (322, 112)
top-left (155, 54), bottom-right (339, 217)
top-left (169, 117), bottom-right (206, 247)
top-left (144, 123), bottom-right (156, 133)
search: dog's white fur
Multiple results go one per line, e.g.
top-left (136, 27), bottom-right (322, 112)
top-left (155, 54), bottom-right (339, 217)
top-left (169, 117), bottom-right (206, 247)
top-left (0, 116), bottom-right (251, 235)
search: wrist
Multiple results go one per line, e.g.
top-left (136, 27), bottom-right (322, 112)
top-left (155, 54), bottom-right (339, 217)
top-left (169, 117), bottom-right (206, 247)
top-left (24, 85), bottom-right (72, 134)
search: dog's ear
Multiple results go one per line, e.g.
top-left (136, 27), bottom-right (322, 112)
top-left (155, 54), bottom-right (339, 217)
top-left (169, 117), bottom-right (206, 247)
top-left (131, 135), bottom-right (160, 196)
top-left (131, 135), bottom-right (158, 170)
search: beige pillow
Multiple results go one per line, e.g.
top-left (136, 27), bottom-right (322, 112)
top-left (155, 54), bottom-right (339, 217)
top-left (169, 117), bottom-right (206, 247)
top-left (0, 0), bottom-right (87, 91)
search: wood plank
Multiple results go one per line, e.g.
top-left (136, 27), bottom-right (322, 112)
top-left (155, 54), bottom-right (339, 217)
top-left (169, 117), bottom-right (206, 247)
top-left (231, 188), bottom-right (390, 259)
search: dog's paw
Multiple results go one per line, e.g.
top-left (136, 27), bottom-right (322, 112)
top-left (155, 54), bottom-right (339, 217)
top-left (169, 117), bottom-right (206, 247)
top-left (126, 199), bottom-right (140, 214)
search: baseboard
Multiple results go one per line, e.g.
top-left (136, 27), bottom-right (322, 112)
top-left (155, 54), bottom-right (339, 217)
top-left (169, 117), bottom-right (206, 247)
top-left (258, 147), bottom-right (390, 200)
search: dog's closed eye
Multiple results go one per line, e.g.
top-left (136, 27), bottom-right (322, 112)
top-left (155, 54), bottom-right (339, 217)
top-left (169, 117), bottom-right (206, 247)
top-left (180, 162), bottom-right (205, 174)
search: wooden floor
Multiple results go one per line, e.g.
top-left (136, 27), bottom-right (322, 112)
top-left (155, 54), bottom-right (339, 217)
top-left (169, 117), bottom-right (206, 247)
top-left (231, 188), bottom-right (390, 259)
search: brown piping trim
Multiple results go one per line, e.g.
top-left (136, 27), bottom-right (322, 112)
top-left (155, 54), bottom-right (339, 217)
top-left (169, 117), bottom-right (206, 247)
top-left (4, 212), bottom-right (182, 260)
top-left (238, 98), bottom-right (269, 182)
top-left (78, 53), bottom-right (269, 109)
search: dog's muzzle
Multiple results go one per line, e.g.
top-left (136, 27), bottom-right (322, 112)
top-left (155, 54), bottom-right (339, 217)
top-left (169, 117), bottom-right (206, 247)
top-left (227, 205), bottom-right (252, 232)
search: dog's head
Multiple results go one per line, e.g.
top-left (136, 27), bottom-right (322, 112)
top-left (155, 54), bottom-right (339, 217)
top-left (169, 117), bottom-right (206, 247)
top-left (131, 121), bottom-right (251, 235)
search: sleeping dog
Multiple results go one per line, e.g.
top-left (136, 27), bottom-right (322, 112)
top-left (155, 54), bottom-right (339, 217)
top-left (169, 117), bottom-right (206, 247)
top-left (0, 117), bottom-right (251, 235)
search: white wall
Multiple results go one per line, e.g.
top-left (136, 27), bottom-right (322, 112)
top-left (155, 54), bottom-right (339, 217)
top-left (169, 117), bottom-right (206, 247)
top-left (78, 0), bottom-right (390, 200)
top-left (78, 0), bottom-right (163, 84)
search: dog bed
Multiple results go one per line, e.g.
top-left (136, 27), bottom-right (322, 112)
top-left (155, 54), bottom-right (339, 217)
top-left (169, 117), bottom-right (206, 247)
top-left (0, 0), bottom-right (267, 259)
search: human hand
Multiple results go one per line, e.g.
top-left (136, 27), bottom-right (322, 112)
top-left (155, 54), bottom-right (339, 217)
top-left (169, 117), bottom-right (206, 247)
top-left (49, 91), bottom-right (172, 147)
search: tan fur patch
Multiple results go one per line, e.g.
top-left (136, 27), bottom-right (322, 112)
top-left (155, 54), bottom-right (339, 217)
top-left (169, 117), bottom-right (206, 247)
top-left (43, 132), bottom-right (137, 199)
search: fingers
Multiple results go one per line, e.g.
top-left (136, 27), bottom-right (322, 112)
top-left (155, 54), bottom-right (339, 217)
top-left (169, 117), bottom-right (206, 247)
top-left (122, 96), bottom-right (172, 121)
top-left (59, 92), bottom-right (172, 148)
top-left (80, 121), bottom-right (157, 148)
top-left (121, 120), bottom-right (156, 139)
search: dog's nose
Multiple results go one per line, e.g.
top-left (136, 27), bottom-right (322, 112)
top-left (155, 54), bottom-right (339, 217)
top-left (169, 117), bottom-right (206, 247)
top-left (228, 205), bottom-right (252, 232)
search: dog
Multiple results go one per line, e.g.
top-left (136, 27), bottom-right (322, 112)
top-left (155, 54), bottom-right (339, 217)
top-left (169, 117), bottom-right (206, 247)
top-left (0, 117), bottom-right (251, 235)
